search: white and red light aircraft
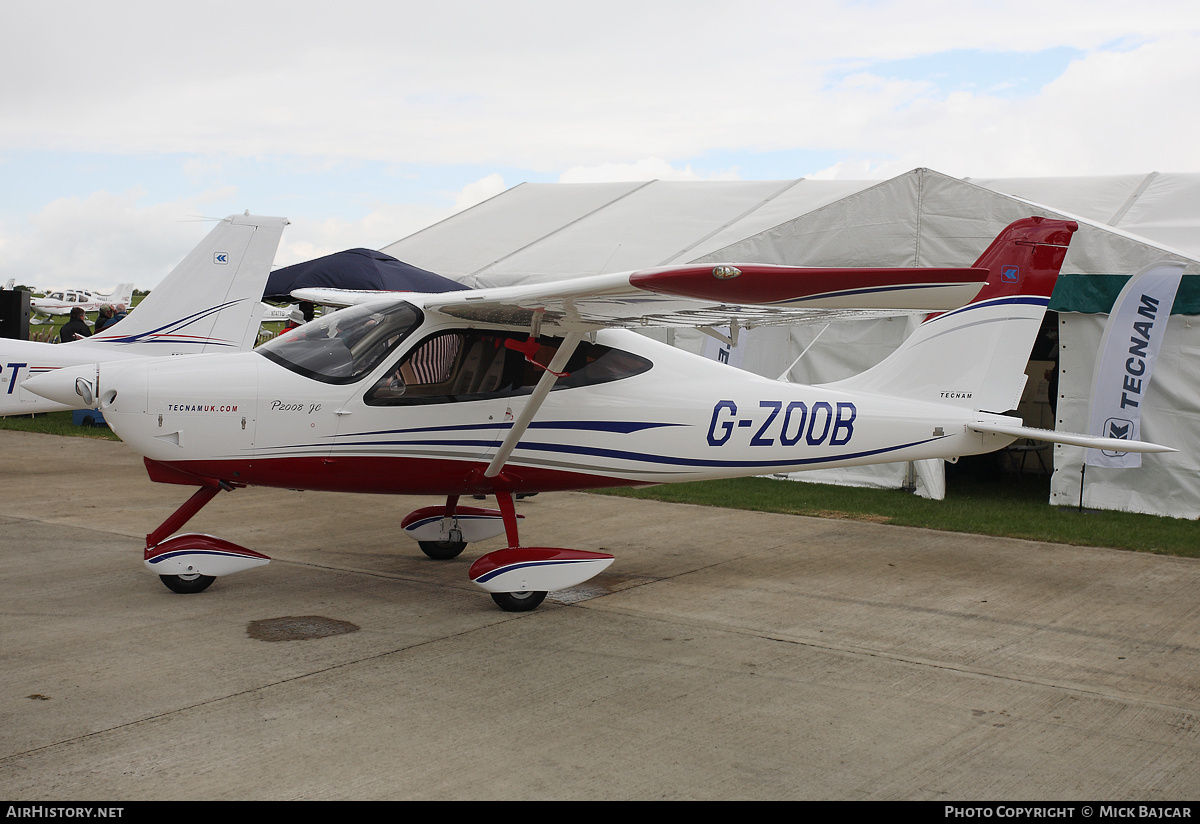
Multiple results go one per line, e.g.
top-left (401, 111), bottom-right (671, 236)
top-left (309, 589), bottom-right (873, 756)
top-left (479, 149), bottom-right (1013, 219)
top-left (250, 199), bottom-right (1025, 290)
top-left (1, 214), bottom-right (287, 417)
top-left (26, 217), bottom-right (1174, 610)
top-left (30, 284), bottom-right (136, 321)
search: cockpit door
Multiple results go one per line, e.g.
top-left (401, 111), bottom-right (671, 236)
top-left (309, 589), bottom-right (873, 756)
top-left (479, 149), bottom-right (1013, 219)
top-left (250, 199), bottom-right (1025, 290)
top-left (330, 329), bottom-right (509, 493)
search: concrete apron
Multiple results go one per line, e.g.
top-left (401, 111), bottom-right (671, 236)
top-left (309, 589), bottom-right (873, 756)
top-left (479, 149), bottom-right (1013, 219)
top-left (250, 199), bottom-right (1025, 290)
top-left (2, 430), bottom-right (1198, 800)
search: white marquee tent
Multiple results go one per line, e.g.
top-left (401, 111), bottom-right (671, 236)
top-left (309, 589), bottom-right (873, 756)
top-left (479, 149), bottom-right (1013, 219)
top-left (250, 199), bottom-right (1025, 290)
top-left (382, 168), bottom-right (1200, 519)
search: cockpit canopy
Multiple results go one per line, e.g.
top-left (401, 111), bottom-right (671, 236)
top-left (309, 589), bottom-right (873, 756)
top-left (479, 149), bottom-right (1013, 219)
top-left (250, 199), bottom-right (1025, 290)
top-left (257, 300), bottom-right (423, 384)
top-left (256, 300), bottom-right (655, 400)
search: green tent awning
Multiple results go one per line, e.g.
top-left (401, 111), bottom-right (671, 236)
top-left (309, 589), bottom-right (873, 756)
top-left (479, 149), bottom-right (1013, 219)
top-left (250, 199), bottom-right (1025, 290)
top-left (1049, 274), bottom-right (1200, 315)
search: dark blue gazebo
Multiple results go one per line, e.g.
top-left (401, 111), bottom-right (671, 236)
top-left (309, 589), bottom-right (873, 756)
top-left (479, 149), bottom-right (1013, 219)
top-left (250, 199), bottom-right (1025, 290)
top-left (263, 248), bottom-right (470, 301)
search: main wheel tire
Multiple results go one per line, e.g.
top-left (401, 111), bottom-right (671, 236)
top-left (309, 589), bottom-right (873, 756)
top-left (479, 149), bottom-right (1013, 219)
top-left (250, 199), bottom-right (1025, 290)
top-left (491, 590), bottom-right (547, 612)
top-left (418, 539), bottom-right (468, 560)
top-left (159, 573), bottom-right (216, 594)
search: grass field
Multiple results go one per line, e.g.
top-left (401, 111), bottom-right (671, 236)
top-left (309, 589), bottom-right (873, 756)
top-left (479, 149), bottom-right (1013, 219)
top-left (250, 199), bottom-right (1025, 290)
top-left (0, 410), bottom-right (121, 440)
top-left (595, 457), bottom-right (1199, 558)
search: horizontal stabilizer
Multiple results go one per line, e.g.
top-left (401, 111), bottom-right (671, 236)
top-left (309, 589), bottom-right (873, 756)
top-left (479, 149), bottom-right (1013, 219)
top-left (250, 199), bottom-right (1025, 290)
top-left (969, 421), bottom-right (1176, 454)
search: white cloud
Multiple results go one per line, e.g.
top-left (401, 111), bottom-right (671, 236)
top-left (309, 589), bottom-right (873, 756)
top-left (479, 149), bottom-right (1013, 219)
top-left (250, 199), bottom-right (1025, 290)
top-left (1, 0), bottom-right (1198, 284)
top-left (0, 171), bottom-right (506, 290)
top-left (559, 159), bottom-right (740, 183)
top-left (276, 200), bottom-right (454, 268)
top-left (0, 191), bottom-right (234, 291)
top-left (806, 160), bottom-right (894, 180)
top-left (453, 174), bottom-right (506, 212)
top-left (809, 34), bottom-right (1200, 179)
top-left (5, 1), bottom-right (1195, 171)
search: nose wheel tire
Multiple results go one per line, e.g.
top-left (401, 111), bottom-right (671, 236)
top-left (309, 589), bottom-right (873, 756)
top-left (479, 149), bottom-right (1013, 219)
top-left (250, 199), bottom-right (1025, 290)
top-left (490, 590), bottom-right (547, 612)
top-left (418, 540), bottom-right (468, 560)
top-left (159, 573), bottom-right (216, 594)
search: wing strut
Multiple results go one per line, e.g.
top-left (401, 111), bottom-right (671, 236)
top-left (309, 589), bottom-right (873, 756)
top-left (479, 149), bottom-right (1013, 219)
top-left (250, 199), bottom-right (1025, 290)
top-left (484, 331), bottom-right (584, 479)
top-left (699, 321), bottom-right (740, 348)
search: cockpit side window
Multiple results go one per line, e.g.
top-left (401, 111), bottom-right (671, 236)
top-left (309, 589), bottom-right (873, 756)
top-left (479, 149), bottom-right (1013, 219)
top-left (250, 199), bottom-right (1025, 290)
top-left (365, 330), bottom-right (652, 406)
top-left (257, 301), bottom-right (423, 384)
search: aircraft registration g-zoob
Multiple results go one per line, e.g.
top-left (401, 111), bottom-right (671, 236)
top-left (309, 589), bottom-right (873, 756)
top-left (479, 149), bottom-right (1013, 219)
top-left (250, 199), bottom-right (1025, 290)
top-left (0, 214), bottom-right (288, 417)
top-left (26, 217), bottom-right (1176, 611)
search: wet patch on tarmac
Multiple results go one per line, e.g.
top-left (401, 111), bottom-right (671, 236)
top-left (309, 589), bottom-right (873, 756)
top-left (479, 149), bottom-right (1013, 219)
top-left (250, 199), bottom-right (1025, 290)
top-left (247, 615), bottom-right (360, 642)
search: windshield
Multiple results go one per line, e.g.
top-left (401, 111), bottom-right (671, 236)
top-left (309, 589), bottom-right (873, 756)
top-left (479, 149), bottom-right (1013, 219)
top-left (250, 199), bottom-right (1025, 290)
top-left (257, 301), bottom-right (423, 384)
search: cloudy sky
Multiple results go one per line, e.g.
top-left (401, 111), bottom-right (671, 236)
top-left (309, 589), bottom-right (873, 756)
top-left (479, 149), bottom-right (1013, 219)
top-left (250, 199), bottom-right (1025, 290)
top-left (2, 0), bottom-right (1198, 291)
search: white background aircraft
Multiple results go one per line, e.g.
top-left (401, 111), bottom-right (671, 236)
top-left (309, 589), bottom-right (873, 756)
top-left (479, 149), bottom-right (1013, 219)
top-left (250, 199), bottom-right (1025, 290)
top-left (27, 217), bottom-right (1175, 610)
top-left (1, 214), bottom-right (287, 417)
top-left (259, 302), bottom-right (302, 323)
top-left (30, 284), bottom-right (135, 321)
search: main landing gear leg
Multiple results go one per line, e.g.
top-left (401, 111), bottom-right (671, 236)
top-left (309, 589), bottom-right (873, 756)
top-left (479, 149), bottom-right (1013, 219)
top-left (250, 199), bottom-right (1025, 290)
top-left (487, 490), bottom-right (547, 612)
top-left (465, 330), bottom-right (610, 610)
top-left (466, 490), bottom-right (615, 612)
top-left (147, 486), bottom-right (220, 594)
top-left (145, 483), bottom-right (269, 593)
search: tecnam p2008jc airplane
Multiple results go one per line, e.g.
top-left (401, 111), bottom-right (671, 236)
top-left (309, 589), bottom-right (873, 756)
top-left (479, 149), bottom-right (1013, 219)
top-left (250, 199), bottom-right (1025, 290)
top-left (27, 217), bottom-right (1174, 611)
top-left (1, 214), bottom-right (287, 417)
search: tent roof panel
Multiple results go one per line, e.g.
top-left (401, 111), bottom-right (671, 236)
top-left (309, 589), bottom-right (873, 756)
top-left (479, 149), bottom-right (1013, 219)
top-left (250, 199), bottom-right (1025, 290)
top-left (380, 181), bottom-right (646, 277)
top-left (964, 174), bottom-right (1153, 224)
top-left (969, 172), bottom-right (1200, 258)
top-left (463, 181), bottom-right (807, 283)
top-left (381, 168), bottom-right (1200, 289)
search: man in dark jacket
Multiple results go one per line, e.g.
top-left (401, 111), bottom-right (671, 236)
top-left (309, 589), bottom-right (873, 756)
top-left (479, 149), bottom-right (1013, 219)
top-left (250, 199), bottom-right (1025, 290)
top-left (94, 304), bottom-right (115, 333)
top-left (59, 306), bottom-right (92, 343)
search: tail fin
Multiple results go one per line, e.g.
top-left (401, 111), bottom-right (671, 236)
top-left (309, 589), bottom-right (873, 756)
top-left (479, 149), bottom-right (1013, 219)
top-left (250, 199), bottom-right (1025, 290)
top-left (82, 214), bottom-right (287, 355)
top-left (108, 283), bottom-right (135, 307)
top-left (824, 217), bottom-right (1078, 413)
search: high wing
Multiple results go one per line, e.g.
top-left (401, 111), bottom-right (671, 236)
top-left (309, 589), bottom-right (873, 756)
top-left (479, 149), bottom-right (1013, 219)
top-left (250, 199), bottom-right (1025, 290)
top-left (294, 264), bottom-right (987, 333)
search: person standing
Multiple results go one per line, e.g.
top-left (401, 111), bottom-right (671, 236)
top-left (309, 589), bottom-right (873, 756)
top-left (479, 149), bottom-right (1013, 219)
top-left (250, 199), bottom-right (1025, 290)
top-left (60, 306), bottom-right (92, 342)
top-left (94, 304), bottom-right (115, 333)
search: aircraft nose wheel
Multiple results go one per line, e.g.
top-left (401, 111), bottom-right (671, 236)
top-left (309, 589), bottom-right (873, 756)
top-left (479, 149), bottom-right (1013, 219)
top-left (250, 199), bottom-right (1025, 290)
top-left (159, 573), bottom-right (216, 594)
top-left (491, 590), bottom-right (547, 612)
top-left (418, 539), bottom-right (468, 560)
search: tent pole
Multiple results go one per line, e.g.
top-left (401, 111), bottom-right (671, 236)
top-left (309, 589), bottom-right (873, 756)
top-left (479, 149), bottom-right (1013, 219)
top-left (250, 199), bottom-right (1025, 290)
top-left (1079, 463), bottom-right (1086, 512)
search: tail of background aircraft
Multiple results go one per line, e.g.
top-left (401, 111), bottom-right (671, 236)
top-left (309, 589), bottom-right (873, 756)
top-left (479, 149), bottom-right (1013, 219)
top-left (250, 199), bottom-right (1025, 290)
top-left (825, 217), bottom-right (1078, 414)
top-left (82, 214), bottom-right (288, 355)
top-left (105, 283), bottom-right (135, 307)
